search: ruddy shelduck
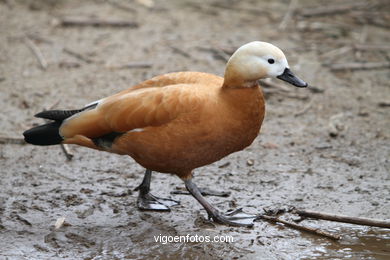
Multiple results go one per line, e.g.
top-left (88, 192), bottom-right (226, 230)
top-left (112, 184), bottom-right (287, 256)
top-left (24, 41), bottom-right (307, 227)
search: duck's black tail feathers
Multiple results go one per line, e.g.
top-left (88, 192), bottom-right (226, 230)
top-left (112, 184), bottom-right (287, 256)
top-left (23, 121), bottom-right (63, 146)
top-left (23, 103), bottom-right (98, 146)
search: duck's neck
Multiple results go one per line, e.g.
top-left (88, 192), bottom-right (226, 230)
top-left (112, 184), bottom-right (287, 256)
top-left (222, 60), bottom-right (260, 89)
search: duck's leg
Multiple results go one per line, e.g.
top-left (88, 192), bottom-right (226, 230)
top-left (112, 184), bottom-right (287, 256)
top-left (184, 178), bottom-right (256, 227)
top-left (135, 169), bottom-right (180, 211)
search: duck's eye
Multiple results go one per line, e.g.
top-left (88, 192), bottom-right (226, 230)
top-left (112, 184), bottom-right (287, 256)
top-left (268, 58), bottom-right (275, 64)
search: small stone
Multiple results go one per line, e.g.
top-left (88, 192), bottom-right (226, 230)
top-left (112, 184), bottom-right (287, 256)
top-left (246, 159), bottom-right (254, 166)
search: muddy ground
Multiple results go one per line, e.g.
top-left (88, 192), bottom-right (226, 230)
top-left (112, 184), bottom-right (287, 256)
top-left (0, 0), bottom-right (389, 259)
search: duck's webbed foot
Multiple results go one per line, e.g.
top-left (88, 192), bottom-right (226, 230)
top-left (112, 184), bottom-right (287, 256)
top-left (209, 208), bottom-right (257, 227)
top-left (135, 169), bottom-right (180, 212)
top-left (184, 178), bottom-right (255, 227)
top-left (137, 192), bottom-right (179, 211)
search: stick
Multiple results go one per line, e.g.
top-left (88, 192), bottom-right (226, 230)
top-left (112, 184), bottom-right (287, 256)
top-left (296, 209), bottom-right (390, 229)
top-left (320, 46), bottom-right (352, 60)
top-left (0, 136), bottom-right (25, 145)
top-left (196, 46), bottom-right (230, 62)
top-left (105, 62), bottom-right (152, 70)
top-left (24, 37), bottom-right (48, 70)
top-left (25, 34), bottom-right (95, 64)
top-left (298, 2), bottom-right (367, 17)
top-left (279, 0), bottom-right (298, 30)
top-left (63, 47), bottom-right (94, 64)
top-left (258, 215), bottom-right (341, 240)
top-left (170, 46), bottom-right (192, 58)
top-left (329, 61), bottom-right (390, 71)
top-left (355, 25), bottom-right (368, 59)
top-left (260, 78), bottom-right (291, 92)
top-left (108, 0), bottom-right (136, 13)
top-left (353, 44), bottom-right (390, 51)
top-left (294, 98), bottom-right (313, 116)
top-left (58, 17), bottom-right (139, 28)
top-left (60, 144), bottom-right (74, 161)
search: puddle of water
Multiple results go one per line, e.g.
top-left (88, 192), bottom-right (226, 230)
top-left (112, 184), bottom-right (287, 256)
top-left (305, 226), bottom-right (390, 260)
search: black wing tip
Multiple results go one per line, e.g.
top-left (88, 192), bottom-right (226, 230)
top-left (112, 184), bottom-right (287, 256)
top-left (23, 122), bottom-right (63, 146)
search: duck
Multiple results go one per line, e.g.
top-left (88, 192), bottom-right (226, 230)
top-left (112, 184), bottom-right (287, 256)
top-left (23, 41), bottom-right (307, 227)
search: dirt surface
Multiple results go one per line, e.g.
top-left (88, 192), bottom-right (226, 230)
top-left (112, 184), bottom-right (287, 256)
top-left (0, 0), bottom-right (389, 259)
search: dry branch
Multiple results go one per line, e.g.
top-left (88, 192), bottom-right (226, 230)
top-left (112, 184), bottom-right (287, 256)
top-left (296, 209), bottom-right (390, 229)
top-left (257, 215), bottom-right (341, 240)
top-left (108, 1), bottom-right (136, 13)
top-left (329, 61), bottom-right (390, 71)
top-left (353, 44), bottom-right (390, 51)
top-left (63, 47), bottom-right (94, 64)
top-left (24, 37), bottom-right (48, 70)
top-left (298, 2), bottom-right (368, 17)
top-left (279, 0), bottom-right (298, 30)
top-left (106, 62), bottom-right (152, 70)
top-left (58, 17), bottom-right (139, 28)
top-left (60, 144), bottom-right (74, 161)
top-left (260, 79), bottom-right (291, 92)
top-left (0, 136), bottom-right (25, 145)
top-left (197, 46), bottom-right (230, 62)
top-left (320, 46), bottom-right (352, 60)
top-left (294, 98), bottom-right (313, 117)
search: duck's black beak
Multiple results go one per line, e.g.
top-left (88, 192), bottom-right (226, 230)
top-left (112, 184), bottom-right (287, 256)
top-left (277, 68), bottom-right (307, 88)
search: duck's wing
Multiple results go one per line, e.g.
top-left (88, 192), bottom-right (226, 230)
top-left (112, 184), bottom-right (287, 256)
top-left (59, 82), bottom-right (207, 141)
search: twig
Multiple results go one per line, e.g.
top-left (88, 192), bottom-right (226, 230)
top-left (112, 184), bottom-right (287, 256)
top-left (351, 11), bottom-right (390, 29)
top-left (320, 46), bottom-right (352, 60)
top-left (24, 37), bottom-right (48, 70)
top-left (60, 144), bottom-right (74, 161)
top-left (25, 34), bottom-right (95, 64)
top-left (378, 101), bottom-right (390, 107)
top-left (279, 0), bottom-right (298, 30)
top-left (63, 47), bottom-right (94, 64)
top-left (294, 98), bottom-right (313, 116)
top-left (260, 78), bottom-right (291, 92)
top-left (46, 101), bottom-right (60, 111)
top-left (197, 46), bottom-right (230, 62)
top-left (136, 0), bottom-right (155, 8)
top-left (0, 136), bottom-right (25, 145)
top-left (11, 212), bottom-right (32, 226)
top-left (353, 44), bottom-right (390, 51)
top-left (107, 0), bottom-right (136, 13)
top-left (170, 46), bottom-right (192, 58)
top-left (298, 2), bottom-right (368, 17)
top-left (58, 17), bottom-right (139, 28)
top-left (261, 79), bottom-right (309, 100)
top-left (355, 25), bottom-right (368, 59)
top-left (209, 2), bottom-right (273, 19)
top-left (105, 62), bottom-right (152, 70)
top-left (329, 61), bottom-right (390, 71)
top-left (257, 215), bottom-right (341, 240)
top-left (296, 209), bottom-right (390, 229)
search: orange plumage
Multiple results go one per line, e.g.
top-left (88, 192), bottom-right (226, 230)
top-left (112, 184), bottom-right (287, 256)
top-left (61, 72), bottom-right (265, 178)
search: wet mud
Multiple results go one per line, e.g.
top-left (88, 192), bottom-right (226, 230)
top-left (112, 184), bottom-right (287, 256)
top-left (0, 0), bottom-right (389, 259)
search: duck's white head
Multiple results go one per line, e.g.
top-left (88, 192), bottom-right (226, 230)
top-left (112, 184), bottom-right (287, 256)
top-left (223, 41), bottom-right (307, 88)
